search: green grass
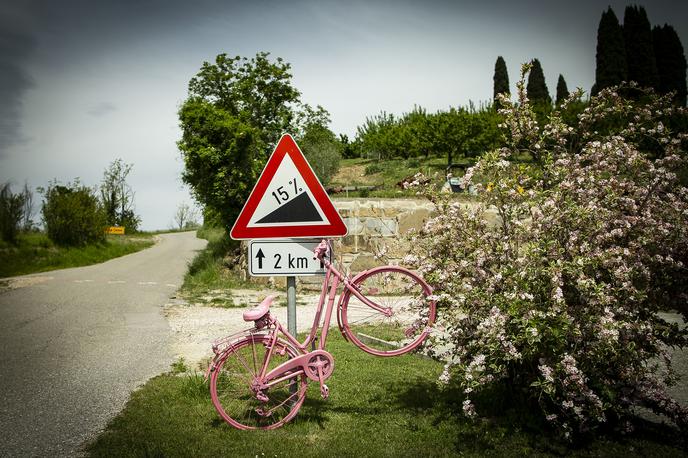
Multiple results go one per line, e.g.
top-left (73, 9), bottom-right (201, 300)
top-left (0, 232), bottom-right (155, 278)
top-left (180, 227), bottom-right (260, 306)
top-left (86, 332), bottom-right (686, 457)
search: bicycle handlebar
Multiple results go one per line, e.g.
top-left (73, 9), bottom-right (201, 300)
top-left (313, 239), bottom-right (329, 261)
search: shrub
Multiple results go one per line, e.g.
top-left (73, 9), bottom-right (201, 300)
top-left (364, 163), bottom-right (384, 175)
top-left (41, 181), bottom-right (106, 246)
top-left (99, 158), bottom-right (141, 232)
top-left (409, 64), bottom-right (688, 439)
top-left (119, 209), bottom-right (141, 233)
top-left (0, 183), bottom-right (26, 244)
top-left (299, 124), bottom-right (342, 186)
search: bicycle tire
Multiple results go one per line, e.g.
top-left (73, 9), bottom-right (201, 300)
top-left (340, 266), bottom-right (436, 357)
top-left (210, 335), bottom-right (307, 430)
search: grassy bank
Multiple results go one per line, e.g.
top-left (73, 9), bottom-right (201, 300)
top-left (180, 227), bottom-right (258, 307)
top-left (86, 331), bottom-right (685, 457)
top-left (330, 156), bottom-right (473, 198)
top-left (0, 232), bottom-right (155, 278)
top-left (330, 154), bottom-right (539, 198)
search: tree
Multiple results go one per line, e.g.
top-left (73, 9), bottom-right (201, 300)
top-left (298, 124), bottom-right (342, 186)
top-left (21, 182), bottom-right (34, 231)
top-left (0, 183), bottom-right (25, 244)
top-left (41, 180), bottom-right (105, 246)
top-left (355, 111), bottom-right (399, 160)
top-left (338, 134), bottom-right (358, 159)
top-left (653, 24), bottom-right (687, 105)
top-left (354, 102), bottom-right (502, 165)
top-left (593, 7), bottom-right (627, 95)
top-left (555, 74), bottom-right (570, 106)
top-left (493, 56), bottom-right (510, 108)
top-left (100, 158), bottom-right (140, 232)
top-left (178, 52), bottom-right (328, 230)
top-left (493, 56), bottom-right (510, 98)
top-left (623, 5), bottom-right (659, 90)
top-left (433, 105), bottom-right (501, 165)
top-left (174, 203), bottom-right (197, 230)
top-left (526, 58), bottom-right (551, 106)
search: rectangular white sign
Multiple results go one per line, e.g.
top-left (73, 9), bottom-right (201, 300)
top-left (248, 239), bottom-right (329, 276)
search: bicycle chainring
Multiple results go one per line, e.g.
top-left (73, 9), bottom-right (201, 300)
top-left (304, 351), bottom-right (335, 381)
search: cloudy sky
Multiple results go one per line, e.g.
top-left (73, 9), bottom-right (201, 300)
top-left (1, 0), bottom-right (686, 230)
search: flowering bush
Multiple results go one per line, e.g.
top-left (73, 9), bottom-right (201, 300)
top-left (409, 63), bottom-right (688, 438)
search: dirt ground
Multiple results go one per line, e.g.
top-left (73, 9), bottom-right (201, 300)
top-left (330, 164), bottom-right (378, 186)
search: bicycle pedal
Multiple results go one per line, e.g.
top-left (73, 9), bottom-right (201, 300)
top-left (255, 407), bottom-right (272, 418)
top-left (320, 384), bottom-right (329, 399)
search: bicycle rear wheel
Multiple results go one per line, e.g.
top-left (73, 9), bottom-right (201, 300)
top-left (210, 335), bottom-right (307, 430)
top-left (340, 266), bottom-right (436, 356)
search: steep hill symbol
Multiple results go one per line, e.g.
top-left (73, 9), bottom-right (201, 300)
top-left (255, 192), bottom-right (324, 224)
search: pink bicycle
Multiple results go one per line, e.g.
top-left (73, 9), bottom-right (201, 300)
top-left (207, 239), bottom-right (436, 430)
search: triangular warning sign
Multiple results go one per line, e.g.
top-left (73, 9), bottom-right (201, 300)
top-left (230, 134), bottom-right (348, 240)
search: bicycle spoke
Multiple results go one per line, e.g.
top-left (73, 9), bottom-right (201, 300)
top-left (215, 351), bottom-right (255, 390)
top-left (231, 347), bottom-right (258, 382)
top-left (346, 312), bottom-right (386, 325)
top-left (265, 383), bottom-right (304, 417)
top-left (250, 336), bottom-right (259, 374)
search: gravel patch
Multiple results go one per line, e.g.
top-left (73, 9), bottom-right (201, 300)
top-left (0, 275), bottom-right (54, 293)
top-left (165, 292), bottom-right (323, 369)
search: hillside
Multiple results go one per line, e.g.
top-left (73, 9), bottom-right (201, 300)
top-left (328, 156), bottom-right (475, 197)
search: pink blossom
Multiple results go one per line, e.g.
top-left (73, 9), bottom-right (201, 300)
top-left (462, 399), bottom-right (477, 418)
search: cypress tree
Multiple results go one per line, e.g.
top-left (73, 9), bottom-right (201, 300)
top-left (593, 7), bottom-right (627, 95)
top-left (493, 56), bottom-right (510, 108)
top-left (653, 24), bottom-right (687, 106)
top-left (555, 74), bottom-right (570, 106)
top-left (526, 59), bottom-right (551, 106)
top-left (623, 5), bottom-right (659, 90)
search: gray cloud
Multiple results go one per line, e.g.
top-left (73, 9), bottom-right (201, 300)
top-left (88, 102), bottom-right (117, 117)
top-left (0, 28), bottom-right (36, 156)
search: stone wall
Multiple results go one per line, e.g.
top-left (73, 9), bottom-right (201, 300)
top-left (334, 198), bottom-right (434, 271)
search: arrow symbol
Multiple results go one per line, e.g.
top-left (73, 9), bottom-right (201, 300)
top-left (256, 248), bottom-right (265, 269)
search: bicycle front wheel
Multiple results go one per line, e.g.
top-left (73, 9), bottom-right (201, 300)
top-left (340, 266), bottom-right (436, 356)
top-left (210, 335), bottom-right (307, 430)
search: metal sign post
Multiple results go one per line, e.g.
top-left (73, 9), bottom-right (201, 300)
top-left (287, 276), bottom-right (297, 337)
top-left (286, 275), bottom-right (297, 401)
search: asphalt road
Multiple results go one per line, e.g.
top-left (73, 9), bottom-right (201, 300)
top-left (0, 232), bottom-right (207, 457)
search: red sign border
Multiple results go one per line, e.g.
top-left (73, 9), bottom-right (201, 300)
top-left (230, 134), bottom-right (348, 240)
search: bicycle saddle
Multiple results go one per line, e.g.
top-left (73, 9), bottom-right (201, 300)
top-left (243, 295), bottom-right (276, 322)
